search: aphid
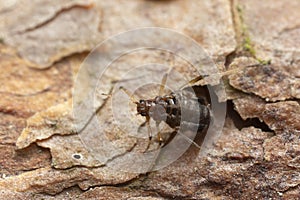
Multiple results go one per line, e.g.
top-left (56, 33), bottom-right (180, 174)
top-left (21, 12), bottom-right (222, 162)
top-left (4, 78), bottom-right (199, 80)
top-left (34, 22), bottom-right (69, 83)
top-left (120, 58), bottom-right (264, 151)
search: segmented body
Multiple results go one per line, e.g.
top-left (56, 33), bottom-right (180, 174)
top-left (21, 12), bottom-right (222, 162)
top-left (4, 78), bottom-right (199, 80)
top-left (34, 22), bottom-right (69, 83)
top-left (136, 86), bottom-right (211, 132)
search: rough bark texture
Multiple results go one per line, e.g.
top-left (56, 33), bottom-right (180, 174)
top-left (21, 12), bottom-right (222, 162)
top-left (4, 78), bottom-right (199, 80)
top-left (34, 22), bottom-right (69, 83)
top-left (0, 0), bottom-right (299, 199)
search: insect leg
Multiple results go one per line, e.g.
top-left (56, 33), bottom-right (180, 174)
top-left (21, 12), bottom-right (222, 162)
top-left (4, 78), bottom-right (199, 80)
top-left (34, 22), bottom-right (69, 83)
top-left (155, 121), bottom-right (163, 146)
top-left (144, 116), bottom-right (152, 152)
top-left (146, 116), bottom-right (152, 141)
top-left (137, 121), bottom-right (147, 133)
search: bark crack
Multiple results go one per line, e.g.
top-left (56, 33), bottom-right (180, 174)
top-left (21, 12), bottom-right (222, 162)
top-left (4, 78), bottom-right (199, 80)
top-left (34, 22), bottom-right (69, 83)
top-left (14, 5), bottom-right (94, 35)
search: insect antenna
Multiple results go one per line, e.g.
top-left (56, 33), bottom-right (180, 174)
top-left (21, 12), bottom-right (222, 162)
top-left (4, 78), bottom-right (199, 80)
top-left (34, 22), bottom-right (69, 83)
top-left (219, 63), bottom-right (264, 77)
top-left (119, 86), bottom-right (154, 152)
top-left (158, 67), bottom-right (174, 96)
top-left (180, 63), bottom-right (266, 89)
top-left (119, 86), bottom-right (139, 104)
top-left (100, 93), bottom-right (112, 98)
top-left (158, 52), bottom-right (176, 96)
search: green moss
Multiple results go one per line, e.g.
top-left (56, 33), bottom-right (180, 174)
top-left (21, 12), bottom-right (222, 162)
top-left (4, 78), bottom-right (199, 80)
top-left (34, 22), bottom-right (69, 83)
top-left (236, 4), bottom-right (242, 13)
top-left (236, 4), bottom-right (263, 60)
top-left (235, 4), bottom-right (272, 64)
top-left (257, 58), bottom-right (272, 65)
top-left (236, 5), bottom-right (247, 32)
top-left (243, 36), bottom-right (256, 56)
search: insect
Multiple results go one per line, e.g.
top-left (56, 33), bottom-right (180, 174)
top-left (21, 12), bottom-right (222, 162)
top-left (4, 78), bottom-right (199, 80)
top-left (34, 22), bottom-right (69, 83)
top-left (120, 65), bottom-right (212, 151)
top-left (120, 56), bottom-right (264, 151)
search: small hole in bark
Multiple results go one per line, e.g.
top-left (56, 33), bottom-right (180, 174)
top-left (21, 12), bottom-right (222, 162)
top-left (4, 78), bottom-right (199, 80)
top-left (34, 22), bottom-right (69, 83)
top-left (72, 154), bottom-right (82, 160)
top-left (226, 100), bottom-right (272, 132)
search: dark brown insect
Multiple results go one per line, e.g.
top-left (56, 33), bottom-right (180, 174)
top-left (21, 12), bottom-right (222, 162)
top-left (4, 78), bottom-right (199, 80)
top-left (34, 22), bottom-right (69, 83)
top-left (141, 87), bottom-right (210, 135)
top-left (120, 71), bottom-right (212, 150)
top-left (120, 61), bottom-right (264, 151)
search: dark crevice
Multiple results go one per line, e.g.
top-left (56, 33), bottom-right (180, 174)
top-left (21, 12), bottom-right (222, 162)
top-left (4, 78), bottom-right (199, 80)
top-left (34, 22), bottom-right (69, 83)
top-left (14, 4), bottom-right (93, 34)
top-left (81, 177), bottom-right (166, 199)
top-left (229, 0), bottom-right (241, 46)
top-left (0, 143), bottom-right (15, 146)
top-left (0, 87), bottom-right (51, 97)
top-left (277, 24), bottom-right (300, 37)
top-left (226, 100), bottom-right (272, 132)
top-left (224, 50), bottom-right (238, 69)
top-left (35, 185), bottom-right (83, 198)
top-left (0, 108), bottom-right (31, 118)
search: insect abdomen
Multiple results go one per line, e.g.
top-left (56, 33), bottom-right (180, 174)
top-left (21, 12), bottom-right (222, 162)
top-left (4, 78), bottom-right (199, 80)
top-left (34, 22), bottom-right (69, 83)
top-left (165, 89), bottom-right (210, 131)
